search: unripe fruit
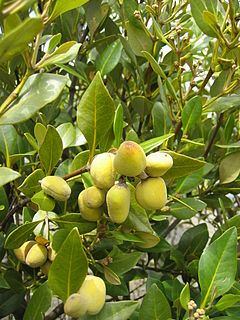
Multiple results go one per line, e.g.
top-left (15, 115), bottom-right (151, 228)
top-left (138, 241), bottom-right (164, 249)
top-left (64, 293), bottom-right (87, 318)
top-left (82, 186), bottom-right (105, 208)
top-left (78, 192), bottom-right (102, 221)
top-left (145, 152), bottom-right (173, 177)
top-left (78, 275), bottom-right (106, 315)
top-left (113, 141), bottom-right (146, 177)
top-left (40, 176), bottom-right (71, 201)
top-left (40, 260), bottom-right (52, 276)
top-left (135, 177), bottom-right (167, 210)
top-left (90, 153), bottom-right (115, 189)
top-left (14, 241), bottom-right (36, 264)
top-left (47, 244), bottom-right (56, 262)
top-left (106, 183), bottom-right (130, 224)
top-left (25, 244), bottom-right (48, 268)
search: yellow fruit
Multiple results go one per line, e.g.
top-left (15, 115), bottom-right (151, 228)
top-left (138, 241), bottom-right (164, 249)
top-left (145, 152), bottom-right (173, 177)
top-left (47, 244), bottom-right (56, 262)
top-left (78, 192), bottom-right (102, 221)
top-left (135, 232), bottom-right (160, 248)
top-left (90, 153), bottom-right (115, 189)
top-left (113, 141), bottom-right (146, 177)
top-left (135, 177), bottom-right (167, 210)
top-left (106, 183), bottom-right (130, 224)
top-left (25, 244), bottom-right (48, 268)
top-left (40, 176), bottom-right (71, 201)
top-left (82, 186), bottom-right (105, 208)
top-left (40, 260), bottom-right (52, 276)
top-left (64, 293), bottom-right (87, 318)
top-left (13, 241), bottom-right (36, 264)
top-left (78, 275), bottom-right (106, 315)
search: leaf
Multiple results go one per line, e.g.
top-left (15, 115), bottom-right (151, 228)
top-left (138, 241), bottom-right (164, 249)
top-left (219, 152), bottom-right (240, 184)
top-left (5, 220), bottom-right (43, 249)
top-left (0, 17), bottom-right (43, 63)
top-left (77, 71), bottom-right (115, 160)
top-left (199, 227), bottom-right (237, 308)
top-left (37, 42), bottom-right (81, 68)
top-left (18, 169), bottom-right (45, 198)
top-left (139, 284), bottom-right (171, 320)
top-left (48, 0), bottom-right (89, 22)
top-left (0, 167), bottom-right (21, 187)
top-left (0, 289), bottom-right (25, 318)
top-left (97, 39), bottom-right (123, 75)
top-left (140, 133), bottom-right (174, 154)
top-left (108, 247), bottom-right (142, 276)
top-left (123, 0), bottom-right (141, 29)
top-left (23, 282), bottom-right (52, 320)
top-left (0, 125), bottom-right (17, 157)
top-left (85, 0), bottom-right (109, 38)
top-left (215, 294), bottom-right (240, 311)
top-left (104, 266), bottom-right (121, 286)
top-left (39, 125), bottom-right (63, 175)
top-left (113, 104), bottom-right (123, 148)
top-left (169, 198), bottom-right (207, 220)
top-left (180, 283), bottom-right (190, 311)
top-left (163, 151), bottom-right (206, 179)
top-left (203, 95), bottom-right (240, 113)
top-left (56, 122), bottom-right (76, 149)
top-left (202, 10), bottom-right (219, 35)
top-left (31, 190), bottom-right (55, 212)
top-left (152, 102), bottom-right (171, 137)
top-left (48, 33), bottom-right (62, 52)
top-left (48, 228), bottom-right (88, 302)
top-left (81, 301), bottom-right (138, 320)
top-left (0, 73), bottom-right (67, 125)
top-left (34, 123), bottom-right (47, 146)
top-left (182, 96), bottom-right (202, 134)
top-left (126, 22), bottom-right (152, 57)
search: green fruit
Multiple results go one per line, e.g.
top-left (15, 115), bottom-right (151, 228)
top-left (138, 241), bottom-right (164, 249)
top-left (47, 243), bottom-right (56, 262)
top-left (64, 293), bottom-right (87, 318)
top-left (106, 183), bottom-right (130, 224)
top-left (78, 191), bottom-right (102, 221)
top-left (41, 176), bottom-right (71, 201)
top-left (78, 275), bottom-right (106, 315)
top-left (82, 186), bottom-right (105, 208)
top-left (25, 244), bottom-right (48, 268)
top-left (135, 232), bottom-right (160, 248)
top-left (13, 241), bottom-right (36, 264)
top-left (90, 153), bottom-right (115, 189)
top-left (135, 177), bottom-right (167, 210)
top-left (113, 141), bottom-right (146, 177)
top-left (145, 152), bottom-right (173, 177)
top-left (40, 260), bottom-right (52, 276)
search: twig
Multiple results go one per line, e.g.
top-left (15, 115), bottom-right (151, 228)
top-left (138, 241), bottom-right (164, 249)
top-left (197, 68), bottom-right (213, 95)
top-left (174, 120), bottom-right (182, 140)
top-left (45, 303), bottom-right (64, 320)
top-left (166, 218), bottom-right (181, 235)
top-left (204, 113), bottom-right (224, 160)
top-left (62, 165), bottom-right (90, 181)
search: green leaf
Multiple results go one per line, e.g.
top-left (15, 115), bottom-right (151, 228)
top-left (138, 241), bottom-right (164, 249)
top-left (203, 95), bottom-right (240, 113)
top-left (123, 0), bottom-right (141, 29)
top-left (104, 266), bottom-right (121, 286)
top-left (0, 290), bottom-right (25, 318)
top-left (126, 22), bottom-right (152, 57)
top-left (31, 190), bottom-right (55, 212)
top-left (23, 281), bottom-right (52, 320)
top-left (56, 122), bottom-right (76, 149)
top-left (0, 167), bottom-right (21, 187)
top-left (199, 227), bottom-right (237, 308)
top-left (182, 96), bottom-right (202, 134)
top-left (34, 123), bottom-right (47, 146)
top-left (0, 187), bottom-right (8, 222)
top-left (163, 151), bottom-right (206, 179)
top-left (202, 10), bottom-right (219, 35)
top-left (48, 0), bottom-right (89, 22)
top-left (52, 214), bottom-right (97, 234)
top-left (113, 104), bottom-right (123, 148)
top-left (77, 71), bottom-right (115, 160)
top-left (0, 125), bottom-right (17, 157)
top-left (108, 247), bottom-right (142, 276)
top-left (5, 220), bottom-right (43, 249)
top-left (139, 284), bottom-right (171, 320)
top-left (37, 42), bottom-right (81, 68)
top-left (18, 169), bottom-right (45, 198)
top-left (0, 74), bottom-right (67, 125)
top-left (215, 294), bottom-right (240, 311)
top-left (219, 152), bottom-right (240, 184)
top-left (180, 283), bottom-right (190, 311)
top-left (152, 102), bottom-right (171, 137)
top-left (48, 33), bottom-right (62, 52)
top-left (81, 301), bottom-right (138, 320)
top-left (39, 125), bottom-right (63, 175)
top-left (97, 39), bottom-right (122, 75)
top-left (48, 227), bottom-right (88, 302)
top-left (140, 133), bottom-right (174, 154)
top-left (0, 17), bottom-right (43, 63)
top-left (24, 133), bottom-right (39, 150)
top-left (85, 0), bottom-right (109, 38)
top-left (169, 198), bottom-right (207, 220)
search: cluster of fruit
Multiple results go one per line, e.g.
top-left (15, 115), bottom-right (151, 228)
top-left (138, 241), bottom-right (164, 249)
top-left (13, 240), bottom-right (56, 274)
top-left (64, 275), bottom-right (106, 318)
top-left (78, 141), bottom-right (173, 223)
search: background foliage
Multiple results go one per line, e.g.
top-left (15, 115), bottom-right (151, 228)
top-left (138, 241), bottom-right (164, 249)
top-left (0, 0), bottom-right (240, 319)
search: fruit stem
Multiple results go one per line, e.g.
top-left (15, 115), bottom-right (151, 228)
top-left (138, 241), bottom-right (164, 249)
top-left (62, 164), bottom-right (90, 181)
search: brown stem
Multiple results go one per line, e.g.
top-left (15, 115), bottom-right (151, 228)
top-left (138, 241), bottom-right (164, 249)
top-left (62, 165), bottom-right (90, 181)
top-left (204, 113), bottom-right (224, 160)
top-left (166, 218), bottom-right (181, 235)
top-left (45, 303), bottom-right (64, 320)
top-left (197, 68), bottom-right (213, 95)
top-left (174, 119), bottom-right (182, 140)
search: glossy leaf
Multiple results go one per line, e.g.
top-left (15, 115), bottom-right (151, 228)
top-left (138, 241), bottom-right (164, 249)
top-left (203, 95), bottom-right (240, 113)
top-left (219, 152), bottom-right (240, 184)
top-left (113, 104), bottom-right (123, 148)
top-left (104, 266), bottom-right (121, 286)
top-left (169, 198), bottom-right (207, 220)
top-left (56, 122), bottom-right (76, 149)
top-left (180, 283), bottom-right (190, 311)
top-left (152, 102), bottom-right (171, 137)
top-left (126, 22), bottom-right (152, 57)
top-left (52, 214), bottom-right (97, 234)
top-left (199, 227), bottom-right (237, 307)
top-left (216, 294), bottom-right (240, 311)
top-left (23, 281), bottom-right (52, 320)
top-left (85, 0), bottom-right (109, 38)
top-left (18, 169), bottom-right (44, 198)
top-left (0, 125), bottom-right (17, 157)
top-left (140, 133), bottom-right (174, 154)
top-left (48, 0), bottom-right (89, 22)
top-left (77, 71), bottom-right (115, 160)
top-left (0, 167), bottom-right (21, 187)
top-left (39, 125), bottom-right (63, 175)
top-left (97, 39), bottom-right (122, 75)
top-left (31, 190), bottom-right (55, 212)
top-left (0, 74), bottom-right (67, 125)
top-left (48, 227), bottom-right (88, 302)
top-left (182, 96), bottom-right (202, 134)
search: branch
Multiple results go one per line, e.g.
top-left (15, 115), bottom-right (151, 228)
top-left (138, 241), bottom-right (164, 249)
top-left (204, 113), bottom-right (224, 160)
top-left (62, 164), bottom-right (90, 181)
top-left (45, 303), bottom-right (64, 320)
top-left (197, 68), bottom-right (213, 95)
